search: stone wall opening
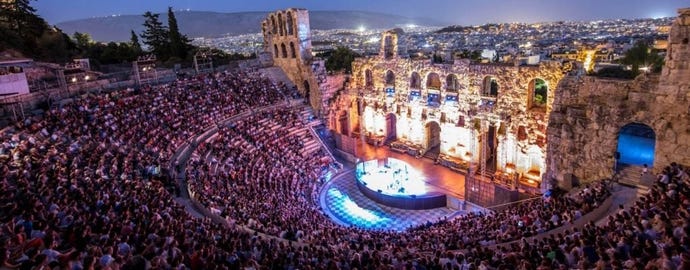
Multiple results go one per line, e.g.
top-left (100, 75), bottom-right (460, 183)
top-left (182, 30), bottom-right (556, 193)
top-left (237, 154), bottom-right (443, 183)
top-left (446, 74), bottom-right (459, 92)
top-left (365, 69), bottom-right (374, 89)
top-left (289, 42), bottom-right (296, 58)
top-left (426, 72), bottom-right (441, 90)
top-left (425, 121), bottom-right (441, 157)
top-left (529, 78), bottom-right (548, 109)
top-left (271, 15), bottom-right (277, 34)
top-left (385, 70), bottom-right (395, 87)
top-left (304, 80), bottom-right (311, 101)
top-left (338, 110), bottom-right (349, 135)
top-left (410, 72), bottom-right (421, 90)
top-left (286, 12), bottom-right (294, 35)
top-left (616, 123), bottom-right (656, 167)
top-left (483, 125), bottom-right (498, 172)
top-left (482, 76), bottom-right (499, 97)
top-left (281, 43), bottom-right (287, 58)
top-left (273, 44), bottom-right (279, 58)
top-left (383, 36), bottom-right (394, 59)
top-left (386, 113), bottom-right (397, 142)
top-left (279, 13), bottom-right (286, 36)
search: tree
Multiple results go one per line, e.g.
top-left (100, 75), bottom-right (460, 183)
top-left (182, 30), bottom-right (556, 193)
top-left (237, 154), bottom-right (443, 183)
top-left (323, 47), bottom-right (360, 73)
top-left (130, 30), bottom-right (142, 54)
top-left (141, 11), bottom-right (169, 59)
top-left (167, 7), bottom-right (191, 60)
top-left (0, 0), bottom-right (38, 31)
top-left (73, 32), bottom-right (92, 49)
top-left (620, 42), bottom-right (664, 75)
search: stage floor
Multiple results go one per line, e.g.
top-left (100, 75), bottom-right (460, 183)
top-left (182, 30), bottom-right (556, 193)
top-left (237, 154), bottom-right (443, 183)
top-left (320, 171), bottom-right (460, 231)
top-left (317, 141), bottom-right (478, 230)
top-left (354, 141), bottom-right (466, 199)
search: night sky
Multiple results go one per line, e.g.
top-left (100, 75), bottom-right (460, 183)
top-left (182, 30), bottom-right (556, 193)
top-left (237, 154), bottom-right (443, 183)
top-left (35, 0), bottom-right (685, 25)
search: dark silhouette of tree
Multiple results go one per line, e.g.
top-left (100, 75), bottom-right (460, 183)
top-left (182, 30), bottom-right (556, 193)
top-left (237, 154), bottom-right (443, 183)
top-left (321, 47), bottom-right (360, 73)
top-left (73, 32), bottom-right (92, 50)
top-left (141, 11), bottom-right (169, 59)
top-left (130, 30), bottom-right (142, 54)
top-left (0, 0), bottom-right (38, 32)
top-left (620, 41), bottom-right (664, 75)
top-left (167, 7), bottom-right (191, 60)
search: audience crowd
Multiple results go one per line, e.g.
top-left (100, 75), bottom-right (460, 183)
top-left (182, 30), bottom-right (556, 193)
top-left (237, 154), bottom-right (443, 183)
top-left (0, 68), bottom-right (688, 270)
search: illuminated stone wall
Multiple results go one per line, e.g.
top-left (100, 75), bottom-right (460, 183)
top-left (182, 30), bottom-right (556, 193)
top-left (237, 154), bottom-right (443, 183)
top-left (327, 30), bottom-right (565, 188)
top-left (546, 8), bottom-right (690, 186)
top-left (261, 8), bottom-right (325, 114)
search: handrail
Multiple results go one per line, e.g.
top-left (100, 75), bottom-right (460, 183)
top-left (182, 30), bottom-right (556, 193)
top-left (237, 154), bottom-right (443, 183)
top-left (484, 196), bottom-right (542, 211)
top-left (307, 125), bottom-right (343, 171)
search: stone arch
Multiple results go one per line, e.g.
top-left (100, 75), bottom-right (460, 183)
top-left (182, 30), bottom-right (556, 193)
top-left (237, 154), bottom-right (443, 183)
top-left (426, 72), bottom-right (441, 90)
top-left (289, 42), bottom-right (296, 58)
top-left (446, 74), bottom-right (459, 92)
top-left (286, 11), bottom-right (294, 35)
top-left (425, 121), bottom-right (442, 154)
top-left (304, 80), bottom-right (311, 101)
top-left (364, 69), bottom-right (374, 88)
top-left (278, 13), bottom-right (285, 36)
top-left (482, 76), bottom-right (499, 97)
top-left (385, 113), bottom-right (397, 141)
top-left (529, 78), bottom-right (548, 109)
top-left (383, 35), bottom-right (395, 59)
top-left (281, 43), bottom-right (287, 58)
top-left (410, 72), bottom-right (421, 89)
top-left (273, 44), bottom-right (279, 58)
top-left (271, 15), bottom-right (277, 34)
top-left (616, 123), bottom-right (656, 167)
top-left (385, 70), bottom-right (395, 86)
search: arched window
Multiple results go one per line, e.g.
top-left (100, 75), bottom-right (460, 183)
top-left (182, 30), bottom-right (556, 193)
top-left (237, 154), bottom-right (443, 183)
top-left (365, 69), bottom-right (374, 88)
top-left (281, 43), bottom-right (287, 58)
top-left (271, 16), bottom-right (277, 35)
top-left (289, 42), bottom-right (296, 58)
top-left (273, 44), bottom-right (279, 58)
top-left (278, 13), bottom-right (284, 36)
top-left (446, 74), bottom-right (459, 92)
top-left (385, 70), bottom-right (395, 86)
top-left (410, 72), bottom-right (421, 89)
top-left (383, 35), bottom-right (394, 59)
top-left (482, 76), bottom-right (499, 97)
top-left (426, 72), bottom-right (441, 90)
top-left (286, 12), bottom-right (294, 35)
top-left (529, 78), bottom-right (547, 108)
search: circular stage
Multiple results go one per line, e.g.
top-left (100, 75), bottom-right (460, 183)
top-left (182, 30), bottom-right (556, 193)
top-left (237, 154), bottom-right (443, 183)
top-left (355, 158), bottom-right (446, 210)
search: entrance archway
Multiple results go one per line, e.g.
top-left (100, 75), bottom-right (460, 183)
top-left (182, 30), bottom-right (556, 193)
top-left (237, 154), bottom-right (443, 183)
top-left (616, 123), bottom-right (656, 166)
top-left (483, 124), bottom-right (498, 172)
top-left (385, 113), bottom-right (397, 142)
top-left (303, 80), bottom-right (310, 101)
top-left (425, 121), bottom-right (441, 158)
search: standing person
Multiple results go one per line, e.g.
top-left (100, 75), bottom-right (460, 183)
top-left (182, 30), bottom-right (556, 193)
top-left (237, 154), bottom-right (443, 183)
top-left (641, 164), bottom-right (648, 176)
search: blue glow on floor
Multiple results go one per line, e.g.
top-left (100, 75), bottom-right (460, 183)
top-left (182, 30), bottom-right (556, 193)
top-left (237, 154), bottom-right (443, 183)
top-left (617, 133), bottom-right (655, 166)
top-left (328, 188), bottom-right (390, 226)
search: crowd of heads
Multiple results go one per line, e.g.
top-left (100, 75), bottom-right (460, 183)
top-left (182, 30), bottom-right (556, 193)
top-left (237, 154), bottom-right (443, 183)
top-left (0, 68), bottom-right (688, 269)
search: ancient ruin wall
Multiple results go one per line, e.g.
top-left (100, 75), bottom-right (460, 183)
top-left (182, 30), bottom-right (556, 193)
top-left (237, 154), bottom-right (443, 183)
top-left (546, 8), bottom-right (690, 186)
top-left (328, 34), bottom-right (565, 187)
top-left (262, 9), bottom-right (325, 114)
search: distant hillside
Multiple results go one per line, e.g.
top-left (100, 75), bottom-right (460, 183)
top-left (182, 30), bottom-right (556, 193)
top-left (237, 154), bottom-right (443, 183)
top-left (56, 10), bottom-right (448, 42)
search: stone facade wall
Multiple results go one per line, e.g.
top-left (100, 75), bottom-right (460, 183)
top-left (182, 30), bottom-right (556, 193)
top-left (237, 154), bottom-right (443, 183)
top-left (326, 29), bottom-right (565, 189)
top-left (261, 9), bottom-right (325, 115)
top-left (546, 8), bottom-right (690, 186)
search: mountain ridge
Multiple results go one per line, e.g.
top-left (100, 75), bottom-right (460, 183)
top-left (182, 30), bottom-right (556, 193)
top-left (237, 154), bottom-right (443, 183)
top-left (56, 10), bottom-right (448, 42)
